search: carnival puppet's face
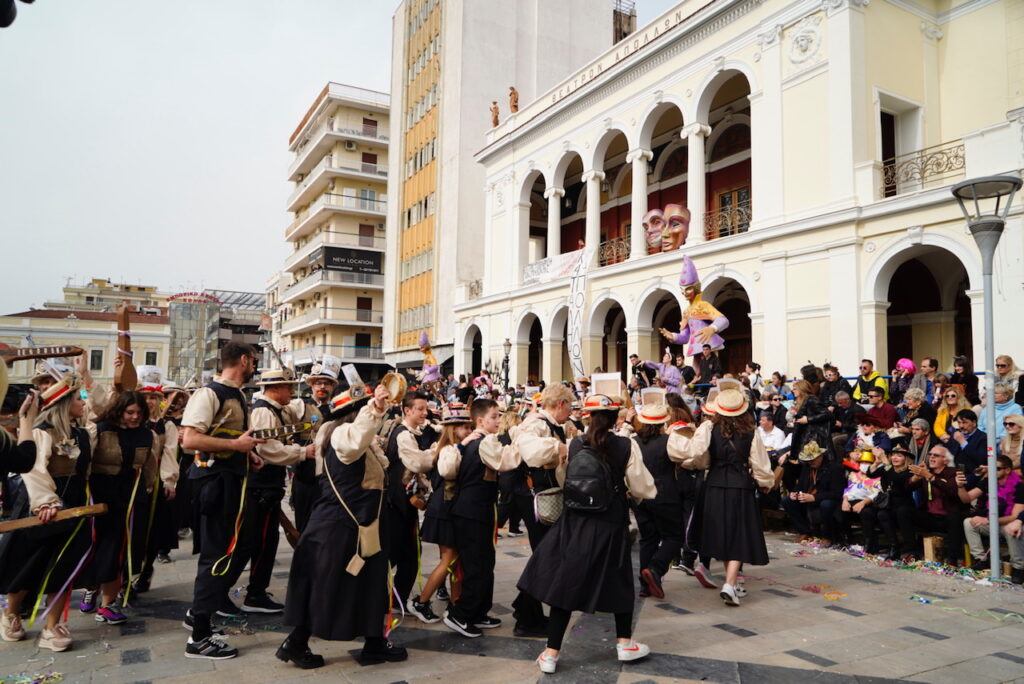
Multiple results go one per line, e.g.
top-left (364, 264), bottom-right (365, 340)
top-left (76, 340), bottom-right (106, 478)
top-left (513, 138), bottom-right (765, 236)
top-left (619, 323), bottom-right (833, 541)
top-left (682, 284), bottom-right (700, 303)
top-left (663, 205), bottom-right (690, 239)
top-left (643, 209), bottom-right (665, 235)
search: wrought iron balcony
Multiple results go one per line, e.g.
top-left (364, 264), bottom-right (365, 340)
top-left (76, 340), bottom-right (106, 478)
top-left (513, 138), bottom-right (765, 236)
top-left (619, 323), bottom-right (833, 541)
top-left (881, 139), bottom-right (965, 198)
top-left (704, 200), bottom-right (751, 240)
top-left (598, 236), bottom-right (631, 267)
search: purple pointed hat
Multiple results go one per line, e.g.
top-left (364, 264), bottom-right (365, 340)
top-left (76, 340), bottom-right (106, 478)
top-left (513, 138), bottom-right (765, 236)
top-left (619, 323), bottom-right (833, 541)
top-left (678, 254), bottom-right (700, 288)
top-left (418, 330), bottom-right (430, 348)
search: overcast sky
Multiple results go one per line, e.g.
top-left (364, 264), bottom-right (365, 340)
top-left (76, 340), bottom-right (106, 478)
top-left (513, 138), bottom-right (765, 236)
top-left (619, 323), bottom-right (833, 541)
top-left (0, 0), bottom-right (677, 314)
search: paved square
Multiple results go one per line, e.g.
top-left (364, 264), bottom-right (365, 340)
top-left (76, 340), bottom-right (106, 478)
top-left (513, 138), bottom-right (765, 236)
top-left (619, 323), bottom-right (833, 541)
top-left (3, 529), bottom-right (1024, 683)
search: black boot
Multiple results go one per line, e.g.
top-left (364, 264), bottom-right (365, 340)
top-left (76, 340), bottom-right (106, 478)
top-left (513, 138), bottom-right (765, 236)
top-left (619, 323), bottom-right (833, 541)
top-left (358, 637), bottom-right (408, 665)
top-left (276, 637), bottom-right (324, 669)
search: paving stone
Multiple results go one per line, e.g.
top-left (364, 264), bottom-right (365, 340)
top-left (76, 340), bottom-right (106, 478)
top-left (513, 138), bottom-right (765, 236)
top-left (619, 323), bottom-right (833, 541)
top-left (900, 625), bottom-right (949, 640)
top-left (824, 604), bottom-right (866, 617)
top-left (121, 647), bottom-right (152, 664)
top-left (783, 649), bottom-right (837, 667)
top-left (712, 623), bottom-right (756, 638)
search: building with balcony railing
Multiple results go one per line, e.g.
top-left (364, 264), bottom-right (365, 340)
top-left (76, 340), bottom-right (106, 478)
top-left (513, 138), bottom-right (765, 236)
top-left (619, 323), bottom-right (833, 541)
top-left (273, 82), bottom-right (391, 380)
top-left (452, 0), bottom-right (1024, 385)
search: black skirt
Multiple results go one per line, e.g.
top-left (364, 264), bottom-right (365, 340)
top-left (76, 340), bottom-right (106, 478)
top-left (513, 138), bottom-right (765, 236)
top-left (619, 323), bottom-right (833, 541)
top-left (517, 508), bottom-right (634, 614)
top-left (699, 485), bottom-right (769, 565)
top-left (86, 472), bottom-right (152, 585)
top-left (420, 491), bottom-right (455, 547)
top-left (0, 475), bottom-right (92, 595)
top-left (283, 515), bottom-right (390, 642)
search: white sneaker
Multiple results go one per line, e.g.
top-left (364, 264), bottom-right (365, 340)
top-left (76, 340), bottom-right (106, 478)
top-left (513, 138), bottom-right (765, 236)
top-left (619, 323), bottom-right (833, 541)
top-left (537, 651), bottom-right (559, 673)
top-left (38, 623), bottom-right (72, 652)
top-left (616, 640), bottom-right (650, 662)
top-left (720, 583), bottom-right (740, 606)
top-left (1, 612), bottom-right (25, 642)
top-left (735, 585), bottom-right (748, 598)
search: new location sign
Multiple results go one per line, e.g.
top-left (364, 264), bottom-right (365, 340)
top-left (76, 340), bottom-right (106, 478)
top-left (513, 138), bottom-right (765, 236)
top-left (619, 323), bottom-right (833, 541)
top-left (310, 246), bottom-right (383, 274)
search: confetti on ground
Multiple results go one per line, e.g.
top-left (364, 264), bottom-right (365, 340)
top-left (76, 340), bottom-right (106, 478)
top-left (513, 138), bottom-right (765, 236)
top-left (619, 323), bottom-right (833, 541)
top-left (0, 671), bottom-right (64, 684)
top-left (907, 595), bottom-right (1024, 623)
top-left (789, 549), bottom-right (815, 557)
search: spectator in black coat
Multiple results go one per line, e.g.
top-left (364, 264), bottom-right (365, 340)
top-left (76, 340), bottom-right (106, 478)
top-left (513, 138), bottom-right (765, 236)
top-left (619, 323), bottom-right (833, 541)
top-left (942, 409), bottom-right (988, 486)
top-left (819, 366), bottom-right (853, 406)
top-left (949, 356), bottom-right (980, 406)
top-left (781, 442), bottom-right (847, 544)
top-left (829, 391), bottom-right (864, 456)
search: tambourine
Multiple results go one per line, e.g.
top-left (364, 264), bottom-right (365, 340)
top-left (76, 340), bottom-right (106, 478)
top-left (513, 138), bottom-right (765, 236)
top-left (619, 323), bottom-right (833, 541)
top-left (381, 372), bottom-right (407, 405)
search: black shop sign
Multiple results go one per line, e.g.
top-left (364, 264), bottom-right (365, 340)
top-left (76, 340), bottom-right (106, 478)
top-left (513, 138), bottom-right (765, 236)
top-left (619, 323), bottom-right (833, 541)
top-left (309, 246), bottom-right (383, 274)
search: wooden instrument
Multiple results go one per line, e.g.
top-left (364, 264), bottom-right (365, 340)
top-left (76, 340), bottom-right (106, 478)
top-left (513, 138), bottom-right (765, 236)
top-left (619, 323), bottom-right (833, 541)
top-left (0, 503), bottom-right (108, 533)
top-left (0, 344), bottom-right (84, 367)
top-left (279, 510), bottom-right (300, 549)
top-left (198, 419), bottom-right (319, 464)
top-left (113, 305), bottom-right (137, 391)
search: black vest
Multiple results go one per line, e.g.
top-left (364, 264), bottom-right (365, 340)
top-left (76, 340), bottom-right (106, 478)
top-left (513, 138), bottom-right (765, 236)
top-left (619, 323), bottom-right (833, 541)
top-left (249, 398), bottom-right (287, 490)
top-left (384, 423), bottom-right (437, 510)
top-left (527, 417), bottom-right (564, 492)
top-left (190, 380), bottom-right (249, 479)
top-left (706, 426), bottom-right (756, 490)
top-left (311, 423), bottom-right (384, 527)
top-left (450, 437), bottom-right (499, 519)
top-left (634, 434), bottom-right (677, 503)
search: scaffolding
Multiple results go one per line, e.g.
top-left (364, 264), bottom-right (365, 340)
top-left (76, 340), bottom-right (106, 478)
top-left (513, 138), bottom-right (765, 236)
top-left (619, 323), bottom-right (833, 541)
top-left (167, 292), bottom-right (221, 386)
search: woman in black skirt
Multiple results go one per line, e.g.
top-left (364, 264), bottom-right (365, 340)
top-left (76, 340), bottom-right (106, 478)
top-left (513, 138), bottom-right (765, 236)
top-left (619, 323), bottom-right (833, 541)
top-left (278, 383), bottom-right (407, 669)
top-left (687, 388), bottom-right (775, 606)
top-left (409, 402), bottom-right (471, 623)
top-left (517, 394), bottom-right (657, 675)
top-left (0, 375), bottom-right (92, 651)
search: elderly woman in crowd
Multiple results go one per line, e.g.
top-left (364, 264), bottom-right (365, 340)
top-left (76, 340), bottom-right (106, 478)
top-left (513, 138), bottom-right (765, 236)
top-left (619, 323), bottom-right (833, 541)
top-left (991, 383), bottom-right (1024, 443)
top-left (896, 388), bottom-right (936, 437)
top-left (935, 386), bottom-right (971, 441)
top-left (906, 418), bottom-right (935, 465)
top-left (1000, 415), bottom-right (1024, 468)
top-left (994, 354), bottom-right (1024, 406)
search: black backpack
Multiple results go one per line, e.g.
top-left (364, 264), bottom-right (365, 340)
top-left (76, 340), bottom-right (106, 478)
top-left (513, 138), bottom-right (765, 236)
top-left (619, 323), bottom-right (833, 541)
top-left (563, 444), bottom-right (616, 513)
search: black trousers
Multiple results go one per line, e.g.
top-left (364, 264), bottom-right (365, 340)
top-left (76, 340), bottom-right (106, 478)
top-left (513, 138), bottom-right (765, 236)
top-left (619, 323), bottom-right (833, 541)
top-left (512, 492), bottom-right (549, 629)
top-left (290, 464), bottom-right (317, 533)
top-left (231, 487), bottom-right (283, 597)
top-left (191, 471), bottom-right (245, 638)
top-left (547, 606), bottom-right (632, 650)
top-left (386, 501), bottom-right (420, 605)
top-left (636, 500), bottom-right (684, 577)
top-left (449, 513), bottom-right (495, 623)
top-left (782, 497), bottom-right (841, 541)
top-left (896, 507), bottom-right (965, 561)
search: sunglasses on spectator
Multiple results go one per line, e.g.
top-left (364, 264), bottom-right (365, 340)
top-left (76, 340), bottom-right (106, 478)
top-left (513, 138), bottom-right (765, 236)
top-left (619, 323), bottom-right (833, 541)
top-left (997, 467), bottom-right (1009, 471)
top-left (859, 366), bottom-right (869, 371)
top-left (944, 393), bottom-right (957, 398)
top-left (771, 398), bottom-right (781, 402)
top-left (1005, 422), bottom-right (1018, 428)
top-left (996, 363), bottom-right (1008, 368)
top-left (927, 452), bottom-right (945, 457)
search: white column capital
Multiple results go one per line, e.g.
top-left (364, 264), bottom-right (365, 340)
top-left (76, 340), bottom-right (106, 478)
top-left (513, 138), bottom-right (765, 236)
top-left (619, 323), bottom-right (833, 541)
top-left (544, 186), bottom-right (566, 199)
top-left (822, 0), bottom-right (870, 16)
top-left (626, 148), bottom-right (653, 164)
top-left (582, 169), bottom-right (606, 183)
top-left (681, 122), bottom-right (711, 139)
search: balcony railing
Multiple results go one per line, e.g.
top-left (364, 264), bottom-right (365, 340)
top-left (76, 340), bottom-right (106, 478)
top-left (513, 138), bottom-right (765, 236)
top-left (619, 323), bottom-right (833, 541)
top-left (598, 237), bottom-right (631, 267)
top-left (289, 156), bottom-right (388, 206)
top-left (284, 268), bottom-right (385, 296)
top-left (289, 344), bottom-right (385, 363)
top-left (880, 139), bottom-right (965, 197)
top-left (704, 200), bottom-right (751, 240)
top-left (281, 306), bottom-right (384, 332)
top-left (287, 192), bottom-right (387, 239)
top-left (290, 117), bottom-right (390, 176)
top-left (285, 230), bottom-right (385, 270)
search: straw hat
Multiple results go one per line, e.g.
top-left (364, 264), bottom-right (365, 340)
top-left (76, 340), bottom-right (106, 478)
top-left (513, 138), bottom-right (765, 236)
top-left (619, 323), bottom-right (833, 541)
top-left (707, 388), bottom-right (748, 417)
top-left (441, 402), bottom-right (471, 424)
top-left (798, 442), bottom-right (826, 462)
top-left (330, 384), bottom-right (371, 416)
top-left (41, 372), bottom-right (83, 409)
top-left (256, 368), bottom-right (300, 386)
top-left (582, 394), bottom-right (621, 413)
top-left (30, 361), bottom-right (73, 387)
top-left (637, 403), bottom-right (670, 425)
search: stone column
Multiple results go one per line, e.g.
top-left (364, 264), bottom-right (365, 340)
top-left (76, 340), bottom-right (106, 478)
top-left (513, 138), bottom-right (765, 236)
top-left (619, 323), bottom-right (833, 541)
top-left (514, 201), bottom-right (531, 286)
top-left (582, 170), bottom-right (605, 269)
top-left (625, 326), bottom-right (654, 362)
top-left (582, 333), bottom-right (603, 376)
top-left (859, 301), bottom-right (891, 374)
top-left (825, 0), bottom-right (868, 206)
top-left (682, 123), bottom-right (711, 243)
top-left (542, 335), bottom-right (565, 383)
top-left (626, 148), bottom-right (653, 260)
top-left (544, 186), bottom-right (565, 258)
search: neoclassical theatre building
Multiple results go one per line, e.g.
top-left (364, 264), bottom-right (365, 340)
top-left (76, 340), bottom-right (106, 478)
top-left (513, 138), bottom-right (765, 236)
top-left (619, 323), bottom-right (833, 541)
top-left (451, 0), bottom-right (1024, 383)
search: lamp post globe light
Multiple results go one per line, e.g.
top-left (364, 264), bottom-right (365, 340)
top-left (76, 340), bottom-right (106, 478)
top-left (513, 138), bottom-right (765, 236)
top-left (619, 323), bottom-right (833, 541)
top-left (951, 175), bottom-right (1022, 580)
top-left (502, 337), bottom-right (512, 393)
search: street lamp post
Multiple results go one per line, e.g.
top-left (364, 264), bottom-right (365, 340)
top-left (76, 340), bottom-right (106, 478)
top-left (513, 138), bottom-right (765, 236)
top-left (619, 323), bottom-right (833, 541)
top-left (951, 175), bottom-right (1021, 581)
top-left (502, 338), bottom-right (512, 393)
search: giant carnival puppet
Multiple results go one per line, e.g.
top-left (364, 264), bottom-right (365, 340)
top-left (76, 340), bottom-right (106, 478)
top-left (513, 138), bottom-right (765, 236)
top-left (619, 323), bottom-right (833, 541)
top-left (659, 254), bottom-right (729, 358)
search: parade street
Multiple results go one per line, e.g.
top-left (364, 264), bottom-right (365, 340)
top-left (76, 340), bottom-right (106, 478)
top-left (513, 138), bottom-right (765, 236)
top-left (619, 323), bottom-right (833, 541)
top-left (2, 524), bottom-right (1023, 684)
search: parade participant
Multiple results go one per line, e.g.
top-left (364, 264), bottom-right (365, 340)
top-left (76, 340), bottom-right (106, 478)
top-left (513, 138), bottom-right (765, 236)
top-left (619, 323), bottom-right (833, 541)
top-left (633, 403), bottom-right (682, 599)
top-left (157, 383), bottom-right (191, 549)
top-left (0, 377), bottom-right (92, 651)
top-left (179, 342), bottom-right (264, 660)
top-left (132, 368), bottom-right (180, 594)
top-left (294, 355), bottom-right (341, 532)
top-left (664, 393), bottom-right (714, 585)
top-left (83, 390), bottom-right (158, 623)
top-left (236, 368), bottom-right (314, 614)
top-left (384, 391), bottom-right (438, 608)
top-left (519, 394), bottom-right (656, 674)
top-left (659, 255), bottom-right (730, 360)
top-left (0, 361), bottom-right (37, 474)
top-left (440, 399), bottom-right (518, 637)
top-left (409, 402), bottom-right (471, 624)
top-left (640, 350), bottom-right (682, 395)
top-left (277, 383), bottom-right (407, 668)
top-left (497, 408), bottom-right (526, 538)
top-left (685, 388), bottom-right (775, 606)
top-left (510, 383), bottom-right (574, 638)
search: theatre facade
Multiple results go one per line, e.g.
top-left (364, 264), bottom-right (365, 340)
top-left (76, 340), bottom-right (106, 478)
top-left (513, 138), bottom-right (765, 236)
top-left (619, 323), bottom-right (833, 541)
top-left (450, 0), bottom-right (1024, 383)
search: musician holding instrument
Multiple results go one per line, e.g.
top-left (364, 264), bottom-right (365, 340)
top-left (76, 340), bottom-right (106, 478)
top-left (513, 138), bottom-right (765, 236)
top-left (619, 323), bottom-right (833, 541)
top-left (0, 375), bottom-right (94, 652)
top-left (234, 368), bottom-right (314, 615)
top-left (179, 342), bottom-right (264, 661)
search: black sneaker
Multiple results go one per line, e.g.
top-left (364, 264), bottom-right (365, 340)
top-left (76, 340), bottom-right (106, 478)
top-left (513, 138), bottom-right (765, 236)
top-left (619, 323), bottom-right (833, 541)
top-left (436, 585), bottom-right (450, 601)
top-left (132, 575), bottom-right (151, 594)
top-left (641, 568), bottom-right (665, 599)
top-left (513, 622), bottom-right (547, 638)
top-left (473, 615), bottom-right (501, 629)
top-left (442, 610), bottom-right (482, 638)
top-left (185, 635), bottom-right (238, 660)
top-left (407, 597), bottom-right (441, 624)
top-left (358, 638), bottom-right (408, 665)
top-left (242, 593), bottom-right (284, 614)
top-left (216, 598), bottom-right (245, 619)
top-left (181, 610), bottom-right (225, 635)
top-left (276, 637), bottom-right (324, 669)
top-left (1012, 567), bottom-right (1024, 585)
